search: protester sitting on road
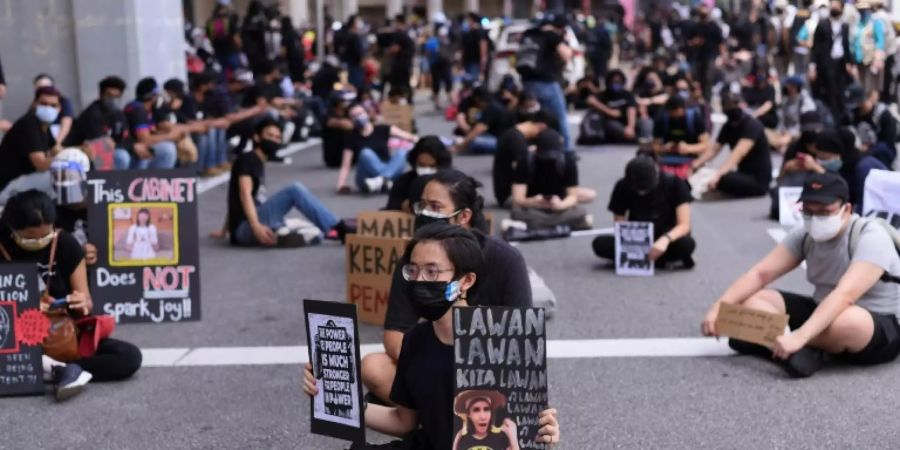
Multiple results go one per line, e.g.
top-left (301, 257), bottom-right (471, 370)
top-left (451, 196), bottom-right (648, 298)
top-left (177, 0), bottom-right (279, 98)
top-left (452, 86), bottom-right (516, 154)
top-left (385, 136), bottom-right (452, 212)
top-left (770, 76), bottom-right (820, 153)
top-left (452, 76), bottom-right (479, 137)
top-left (493, 109), bottom-right (557, 207)
top-left (33, 74), bottom-right (75, 149)
top-left (335, 104), bottom-right (418, 194)
top-left (63, 76), bottom-right (132, 170)
top-left (122, 78), bottom-right (182, 170)
top-left (162, 77), bottom-right (223, 176)
top-left (0, 86), bottom-right (64, 203)
top-left (510, 129), bottom-right (595, 230)
top-left (308, 223), bottom-right (559, 450)
top-left (0, 190), bottom-right (142, 400)
top-left (651, 96), bottom-right (709, 180)
top-left (809, 129), bottom-right (889, 211)
top-left (693, 90), bottom-right (773, 198)
top-left (740, 64), bottom-right (779, 134)
top-left (592, 153), bottom-right (696, 269)
top-left (361, 169), bottom-right (532, 405)
top-left (581, 69), bottom-right (638, 144)
top-left (702, 173), bottom-right (900, 378)
top-left (634, 69), bottom-right (669, 142)
top-left (214, 119), bottom-right (347, 247)
top-left (770, 111), bottom-right (824, 220)
top-left (844, 83), bottom-right (898, 168)
top-left (321, 90), bottom-right (355, 168)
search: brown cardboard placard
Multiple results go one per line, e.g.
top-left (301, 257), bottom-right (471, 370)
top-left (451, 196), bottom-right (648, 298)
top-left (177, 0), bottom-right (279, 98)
top-left (345, 234), bottom-right (408, 325)
top-left (356, 211), bottom-right (415, 239)
top-left (716, 303), bottom-right (789, 348)
top-left (380, 101), bottom-right (414, 132)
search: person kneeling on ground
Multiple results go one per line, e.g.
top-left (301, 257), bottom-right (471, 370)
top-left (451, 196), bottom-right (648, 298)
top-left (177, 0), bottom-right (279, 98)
top-left (361, 169), bottom-right (532, 405)
top-left (384, 136), bottom-right (453, 212)
top-left (692, 90), bottom-right (773, 198)
top-left (304, 223), bottom-right (559, 449)
top-left (701, 173), bottom-right (900, 378)
top-left (510, 129), bottom-right (596, 231)
top-left (593, 153), bottom-right (696, 269)
top-left (214, 118), bottom-right (347, 247)
top-left (0, 190), bottom-right (142, 401)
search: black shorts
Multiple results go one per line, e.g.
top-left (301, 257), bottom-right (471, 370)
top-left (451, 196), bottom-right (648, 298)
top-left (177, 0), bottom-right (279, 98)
top-left (780, 291), bottom-right (900, 365)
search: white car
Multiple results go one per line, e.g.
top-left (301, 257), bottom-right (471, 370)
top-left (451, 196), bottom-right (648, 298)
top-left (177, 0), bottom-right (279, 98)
top-left (488, 21), bottom-right (586, 92)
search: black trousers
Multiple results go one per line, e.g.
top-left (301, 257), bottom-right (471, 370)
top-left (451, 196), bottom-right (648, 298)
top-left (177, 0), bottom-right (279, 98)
top-left (76, 338), bottom-right (142, 382)
top-left (814, 57), bottom-right (848, 121)
top-left (717, 172), bottom-right (769, 198)
top-left (592, 235), bottom-right (696, 264)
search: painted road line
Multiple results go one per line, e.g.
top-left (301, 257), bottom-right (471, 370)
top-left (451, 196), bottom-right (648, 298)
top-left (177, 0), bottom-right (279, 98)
top-left (140, 338), bottom-right (736, 368)
top-left (197, 138), bottom-right (321, 194)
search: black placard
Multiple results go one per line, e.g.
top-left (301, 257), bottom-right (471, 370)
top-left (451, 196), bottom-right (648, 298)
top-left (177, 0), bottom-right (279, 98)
top-left (0, 264), bottom-right (44, 396)
top-left (304, 299), bottom-right (365, 444)
top-left (454, 306), bottom-right (548, 450)
top-left (86, 170), bottom-right (200, 323)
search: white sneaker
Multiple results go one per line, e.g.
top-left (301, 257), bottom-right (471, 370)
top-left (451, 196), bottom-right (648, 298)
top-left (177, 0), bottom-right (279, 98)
top-left (501, 218), bottom-right (528, 232)
top-left (52, 364), bottom-right (92, 402)
top-left (364, 176), bottom-right (385, 193)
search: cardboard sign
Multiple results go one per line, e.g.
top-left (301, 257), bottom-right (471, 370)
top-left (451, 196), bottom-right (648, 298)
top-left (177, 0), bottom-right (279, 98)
top-left (379, 101), bottom-right (414, 132)
top-left (454, 306), bottom-right (548, 450)
top-left (614, 222), bottom-right (654, 276)
top-left (716, 303), bottom-right (789, 348)
top-left (356, 211), bottom-right (414, 238)
top-left (0, 264), bottom-right (45, 397)
top-left (304, 299), bottom-right (365, 444)
top-left (778, 187), bottom-right (804, 228)
top-left (863, 169), bottom-right (900, 228)
top-left (87, 170), bottom-right (201, 323)
top-left (345, 234), bottom-right (405, 325)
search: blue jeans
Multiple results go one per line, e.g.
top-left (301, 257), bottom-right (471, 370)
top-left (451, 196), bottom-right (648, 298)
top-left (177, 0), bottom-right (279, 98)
top-left (524, 80), bottom-right (571, 151)
top-left (195, 129), bottom-right (228, 172)
top-left (465, 63), bottom-right (481, 79)
top-left (114, 149), bottom-right (132, 170)
top-left (355, 148), bottom-right (409, 191)
top-left (128, 141), bottom-right (178, 169)
top-left (233, 182), bottom-right (340, 246)
top-left (469, 134), bottom-right (498, 154)
top-left (347, 64), bottom-right (365, 92)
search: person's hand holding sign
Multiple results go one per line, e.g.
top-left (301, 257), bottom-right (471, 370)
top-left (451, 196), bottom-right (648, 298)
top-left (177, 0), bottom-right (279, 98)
top-left (648, 236), bottom-right (670, 262)
top-left (500, 417), bottom-right (518, 446)
top-left (537, 408), bottom-right (560, 447)
top-left (302, 362), bottom-right (317, 396)
top-left (701, 301), bottom-right (720, 338)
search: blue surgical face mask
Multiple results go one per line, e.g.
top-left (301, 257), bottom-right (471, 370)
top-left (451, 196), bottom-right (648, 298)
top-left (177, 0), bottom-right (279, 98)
top-left (817, 158), bottom-right (843, 172)
top-left (610, 83), bottom-right (624, 92)
top-left (35, 105), bottom-right (59, 124)
top-left (678, 89), bottom-right (690, 100)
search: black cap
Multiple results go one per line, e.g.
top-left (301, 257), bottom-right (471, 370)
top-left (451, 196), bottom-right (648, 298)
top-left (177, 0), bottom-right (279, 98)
top-left (534, 129), bottom-right (564, 152)
top-left (844, 83), bottom-right (865, 110)
top-left (135, 77), bottom-right (159, 101)
top-left (799, 111), bottom-right (822, 132)
top-left (625, 155), bottom-right (659, 192)
top-left (799, 172), bottom-right (849, 204)
top-left (813, 130), bottom-right (844, 155)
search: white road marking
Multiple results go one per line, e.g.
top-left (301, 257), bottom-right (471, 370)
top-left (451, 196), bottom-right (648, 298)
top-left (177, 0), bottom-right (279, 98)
top-left (196, 138), bottom-right (321, 194)
top-left (140, 338), bottom-right (736, 367)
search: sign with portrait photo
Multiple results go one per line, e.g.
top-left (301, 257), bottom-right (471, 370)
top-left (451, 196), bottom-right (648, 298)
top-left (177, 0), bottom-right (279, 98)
top-left (614, 221), bottom-right (654, 276)
top-left (87, 170), bottom-right (200, 323)
top-left (303, 299), bottom-right (365, 444)
top-left (454, 306), bottom-right (548, 450)
top-left (0, 264), bottom-right (45, 396)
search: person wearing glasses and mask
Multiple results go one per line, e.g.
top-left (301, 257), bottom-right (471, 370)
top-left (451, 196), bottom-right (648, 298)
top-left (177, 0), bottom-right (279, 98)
top-left (304, 223), bottom-right (559, 450)
top-left (701, 173), bottom-right (900, 378)
top-left (361, 169), bottom-right (532, 404)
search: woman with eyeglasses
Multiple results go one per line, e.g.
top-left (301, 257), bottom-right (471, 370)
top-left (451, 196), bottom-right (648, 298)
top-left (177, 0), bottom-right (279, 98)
top-left (361, 169), bottom-right (532, 404)
top-left (303, 223), bottom-right (560, 450)
top-left (0, 190), bottom-right (142, 401)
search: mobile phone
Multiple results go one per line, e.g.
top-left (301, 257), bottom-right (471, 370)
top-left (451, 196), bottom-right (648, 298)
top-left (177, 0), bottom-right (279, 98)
top-left (49, 297), bottom-right (68, 310)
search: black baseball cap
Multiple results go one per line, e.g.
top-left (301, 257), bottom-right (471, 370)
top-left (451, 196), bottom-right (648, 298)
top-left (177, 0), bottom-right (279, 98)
top-left (799, 173), bottom-right (850, 205)
top-left (534, 129), bottom-right (564, 153)
top-left (625, 155), bottom-right (659, 192)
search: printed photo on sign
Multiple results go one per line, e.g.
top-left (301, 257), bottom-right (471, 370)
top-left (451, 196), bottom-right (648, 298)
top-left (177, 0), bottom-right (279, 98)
top-left (109, 203), bottom-right (179, 266)
top-left (454, 306), bottom-right (548, 450)
top-left (303, 299), bottom-right (365, 444)
top-left (778, 187), bottom-right (804, 228)
top-left (614, 222), bottom-right (654, 276)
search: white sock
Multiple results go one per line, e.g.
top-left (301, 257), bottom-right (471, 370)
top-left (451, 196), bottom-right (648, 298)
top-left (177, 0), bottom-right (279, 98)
top-left (42, 355), bottom-right (65, 381)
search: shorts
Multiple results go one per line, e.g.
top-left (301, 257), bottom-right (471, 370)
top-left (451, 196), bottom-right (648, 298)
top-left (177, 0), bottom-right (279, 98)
top-left (780, 291), bottom-right (900, 365)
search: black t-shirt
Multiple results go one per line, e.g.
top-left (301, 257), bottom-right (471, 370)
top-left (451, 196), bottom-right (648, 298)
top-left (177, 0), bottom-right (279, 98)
top-left (391, 30), bottom-right (415, 73)
top-left (478, 101), bottom-right (516, 137)
top-left (390, 322), bottom-right (455, 450)
top-left (741, 85), bottom-right (778, 129)
top-left (347, 124), bottom-right (392, 161)
top-left (653, 109), bottom-right (707, 162)
top-left (597, 90), bottom-right (637, 124)
top-left (201, 87), bottom-right (233, 118)
top-left (241, 81), bottom-right (281, 108)
top-left (519, 29), bottom-right (565, 82)
top-left (0, 231), bottom-right (83, 300)
top-left (461, 29), bottom-right (487, 65)
top-left (340, 32), bottom-right (365, 66)
top-left (457, 431), bottom-right (513, 450)
top-left (493, 128), bottom-right (530, 205)
top-left (64, 99), bottom-right (130, 146)
top-left (716, 114), bottom-right (773, 184)
top-left (384, 230), bottom-right (532, 332)
top-left (124, 101), bottom-right (156, 138)
top-left (608, 173), bottom-right (692, 238)
top-left (0, 113), bottom-right (55, 191)
top-left (311, 66), bottom-right (340, 99)
top-left (227, 151), bottom-right (266, 242)
top-left (207, 13), bottom-right (240, 55)
top-left (687, 21), bottom-right (724, 61)
top-left (55, 206), bottom-right (88, 240)
top-left (175, 96), bottom-right (203, 124)
top-left (514, 151), bottom-right (579, 199)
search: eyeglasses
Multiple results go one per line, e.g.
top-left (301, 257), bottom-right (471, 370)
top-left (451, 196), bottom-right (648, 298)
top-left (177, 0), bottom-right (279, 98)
top-left (402, 263), bottom-right (454, 281)
top-left (801, 204), bottom-right (844, 218)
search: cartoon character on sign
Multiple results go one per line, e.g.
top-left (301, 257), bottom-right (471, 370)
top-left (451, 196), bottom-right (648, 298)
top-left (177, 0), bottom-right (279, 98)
top-left (453, 390), bottom-right (517, 450)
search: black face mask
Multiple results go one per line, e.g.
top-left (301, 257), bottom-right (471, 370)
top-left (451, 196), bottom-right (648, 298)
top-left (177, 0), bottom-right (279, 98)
top-left (409, 280), bottom-right (460, 321)
top-left (259, 139), bottom-right (283, 159)
top-left (414, 213), bottom-right (450, 230)
top-left (830, 9), bottom-right (842, 18)
top-left (725, 108), bottom-right (743, 123)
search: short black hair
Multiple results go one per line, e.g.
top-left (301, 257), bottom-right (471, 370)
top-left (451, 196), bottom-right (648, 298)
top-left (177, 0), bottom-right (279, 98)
top-left (135, 77), bottom-right (159, 101)
top-left (1, 190), bottom-right (57, 232)
top-left (665, 96), bottom-right (686, 111)
top-left (403, 222), bottom-right (484, 296)
top-left (99, 76), bottom-right (126, 94)
top-left (605, 69), bottom-right (626, 86)
top-left (33, 73), bottom-right (54, 85)
top-left (190, 71), bottom-right (217, 92)
top-left (407, 135), bottom-right (452, 168)
top-left (431, 169), bottom-right (488, 233)
top-left (254, 118), bottom-right (281, 137)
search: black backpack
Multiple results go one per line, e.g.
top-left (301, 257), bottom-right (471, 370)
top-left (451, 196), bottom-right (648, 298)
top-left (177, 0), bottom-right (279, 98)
top-left (577, 110), bottom-right (606, 145)
top-left (516, 29), bottom-right (545, 79)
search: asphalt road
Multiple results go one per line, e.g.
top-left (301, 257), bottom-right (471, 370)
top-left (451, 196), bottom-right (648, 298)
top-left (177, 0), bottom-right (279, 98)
top-left (3, 95), bottom-right (899, 450)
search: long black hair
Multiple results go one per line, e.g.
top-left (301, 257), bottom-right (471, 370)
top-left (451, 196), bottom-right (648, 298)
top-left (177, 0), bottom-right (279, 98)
top-left (407, 136), bottom-right (452, 168)
top-left (403, 222), bottom-right (484, 298)
top-left (136, 208), bottom-right (152, 227)
top-left (431, 169), bottom-right (488, 233)
top-left (0, 190), bottom-right (56, 232)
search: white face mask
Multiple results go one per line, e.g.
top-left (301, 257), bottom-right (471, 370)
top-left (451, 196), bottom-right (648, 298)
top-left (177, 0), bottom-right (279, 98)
top-left (803, 206), bottom-right (847, 242)
top-left (415, 166), bottom-right (438, 176)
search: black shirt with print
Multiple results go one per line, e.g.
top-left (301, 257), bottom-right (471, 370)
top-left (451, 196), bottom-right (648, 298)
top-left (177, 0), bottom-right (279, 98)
top-left (227, 151), bottom-right (266, 242)
top-left (0, 113), bottom-right (55, 191)
top-left (0, 231), bottom-right (83, 300)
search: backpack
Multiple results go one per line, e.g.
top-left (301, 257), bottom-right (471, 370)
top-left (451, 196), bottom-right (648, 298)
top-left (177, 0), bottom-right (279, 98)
top-left (802, 217), bottom-right (900, 284)
top-left (577, 110), bottom-right (605, 145)
top-left (207, 15), bottom-right (232, 42)
top-left (515, 29), bottom-right (545, 79)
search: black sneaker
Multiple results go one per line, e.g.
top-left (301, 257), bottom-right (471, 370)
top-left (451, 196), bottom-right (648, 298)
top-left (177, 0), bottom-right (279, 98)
top-left (52, 364), bottom-right (92, 402)
top-left (276, 230), bottom-right (307, 248)
top-left (782, 347), bottom-right (824, 378)
top-left (727, 338), bottom-right (773, 359)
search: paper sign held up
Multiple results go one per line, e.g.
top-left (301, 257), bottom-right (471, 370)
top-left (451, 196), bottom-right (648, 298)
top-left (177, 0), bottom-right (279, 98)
top-left (356, 211), bottom-right (414, 239)
top-left (716, 303), bottom-right (789, 348)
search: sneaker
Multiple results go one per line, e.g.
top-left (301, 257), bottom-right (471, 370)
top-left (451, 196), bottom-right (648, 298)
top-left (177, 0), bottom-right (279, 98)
top-left (325, 220), bottom-right (349, 244)
top-left (727, 338), bottom-right (773, 359)
top-left (52, 364), bottom-right (92, 402)
top-left (782, 347), bottom-right (824, 378)
top-left (500, 218), bottom-right (527, 232)
top-left (276, 228), bottom-right (307, 248)
top-left (364, 176), bottom-right (385, 193)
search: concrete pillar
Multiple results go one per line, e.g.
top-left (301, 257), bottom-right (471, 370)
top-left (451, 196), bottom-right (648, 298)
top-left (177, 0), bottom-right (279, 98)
top-left (428, 0), bottom-right (444, 22)
top-left (465, 0), bottom-right (478, 12)
top-left (287, 0), bottom-right (310, 26)
top-left (386, 0), bottom-right (403, 17)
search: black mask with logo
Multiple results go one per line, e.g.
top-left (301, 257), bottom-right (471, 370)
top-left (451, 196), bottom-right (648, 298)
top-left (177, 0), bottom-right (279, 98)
top-left (409, 280), bottom-right (460, 321)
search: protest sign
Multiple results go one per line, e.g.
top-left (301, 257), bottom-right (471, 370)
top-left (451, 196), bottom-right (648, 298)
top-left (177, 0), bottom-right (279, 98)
top-left (87, 170), bottom-right (200, 323)
top-left (454, 306), bottom-right (548, 450)
top-left (0, 264), bottom-right (45, 396)
top-left (716, 303), bottom-right (789, 348)
top-left (614, 222), bottom-right (654, 276)
top-left (778, 187), bottom-right (804, 228)
top-left (356, 211), bottom-right (415, 238)
top-left (380, 101), bottom-right (414, 132)
top-left (304, 299), bottom-right (364, 444)
top-left (863, 169), bottom-right (900, 228)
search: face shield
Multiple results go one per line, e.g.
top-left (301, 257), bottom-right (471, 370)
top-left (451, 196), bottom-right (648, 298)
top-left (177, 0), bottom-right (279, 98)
top-left (51, 149), bottom-right (90, 206)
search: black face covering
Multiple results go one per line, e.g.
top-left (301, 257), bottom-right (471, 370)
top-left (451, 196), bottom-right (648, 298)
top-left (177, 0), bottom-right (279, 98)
top-left (409, 281), bottom-right (458, 321)
top-left (725, 108), bottom-right (743, 123)
top-left (414, 213), bottom-right (450, 230)
top-left (259, 139), bottom-right (283, 159)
